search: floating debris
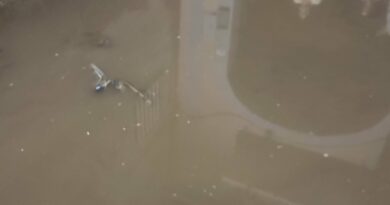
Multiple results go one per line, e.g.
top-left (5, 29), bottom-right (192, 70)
top-left (8, 82), bottom-right (14, 87)
top-left (121, 162), bottom-right (126, 166)
top-left (186, 120), bottom-right (191, 124)
top-left (91, 63), bottom-right (112, 92)
top-left (136, 122), bottom-right (142, 127)
top-left (87, 111), bottom-right (92, 115)
top-left (276, 103), bottom-right (281, 107)
top-left (54, 53), bottom-right (59, 57)
top-left (20, 148), bottom-right (24, 152)
top-left (172, 193), bottom-right (178, 197)
top-left (212, 185), bottom-right (217, 189)
top-left (90, 63), bottom-right (150, 102)
top-left (177, 35), bottom-right (181, 39)
top-left (175, 113), bottom-right (180, 117)
top-left (269, 154), bottom-right (275, 158)
top-left (49, 118), bottom-right (55, 123)
top-left (303, 75), bottom-right (307, 80)
top-left (203, 189), bottom-right (208, 193)
top-left (209, 192), bottom-right (214, 197)
top-left (86, 131), bottom-right (91, 136)
top-left (276, 145), bottom-right (284, 149)
top-left (122, 127), bottom-right (127, 131)
top-left (60, 75), bottom-right (65, 80)
top-left (117, 102), bottom-right (123, 107)
top-left (165, 69), bottom-right (170, 74)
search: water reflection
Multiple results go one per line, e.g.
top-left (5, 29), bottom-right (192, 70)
top-left (1, 0), bottom-right (390, 204)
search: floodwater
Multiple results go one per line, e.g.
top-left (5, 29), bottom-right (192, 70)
top-left (0, 0), bottom-right (390, 204)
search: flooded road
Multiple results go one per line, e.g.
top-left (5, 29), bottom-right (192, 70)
top-left (1, 0), bottom-right (390, 204)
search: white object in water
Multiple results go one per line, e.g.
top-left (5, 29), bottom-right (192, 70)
top-left (90, 63), bottom-right (111, 89)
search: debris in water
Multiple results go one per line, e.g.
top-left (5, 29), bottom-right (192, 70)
top-left (212, 185), bottom-right (217, 189)
top-left (276, 145), bottom-right (283, 149)
top-left (86, 131), bottom-right (91, 136)
top-left (276, 103), bottom-right (281, 107)
top-left (177, 35), bottom-right (181, 39)
top-left (8, 82), bottom-right (14, 87)
top-left (209, 192), bottom-right (214, 197)
top-left (269, 154), bottom-right (275, 158)
top-left (90, 63), bottom-right (113, 92)
top-left (103, 117), bottom-right (107, 121)
top-left (54, 53), bottom-right (59, 57)
top-left (87, 111), bottom-right (92, 115)
top-left (49, 118), bottom-right (55, 123)
top-left (323, 153), bottom-right (329, 158)
top-left (361, 189), bottom-right (366, 193)
top-left (203, 189), bottom-right (208, 193)
top-left (136, 122), bottom-right (142, 127)
top-left (186, 120), bottom-right (191, 124)
top-left (60, 75), bottom-right (65, 80)
top-left (90, 64), bottom-right (151, 102)
top-left (117, 102), bottom-right (123, 107)
top-left (20, 148), bottom-right (24, 152)
top-left (303, 75), bottom-right (307, 80)
top-left (122, 127), bottom-right (127, 131)
top-left (121, 162), bottom-right (126, 166)
top-left (172, 193), bottom-right (178, 197)
top-left (165, 69), bottom-right (170, 74)
top-left (175, 113), bottom-right (180, 117)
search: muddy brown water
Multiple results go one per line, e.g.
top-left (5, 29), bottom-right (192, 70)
top-left (1, 0), bottom-right (390, 205)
